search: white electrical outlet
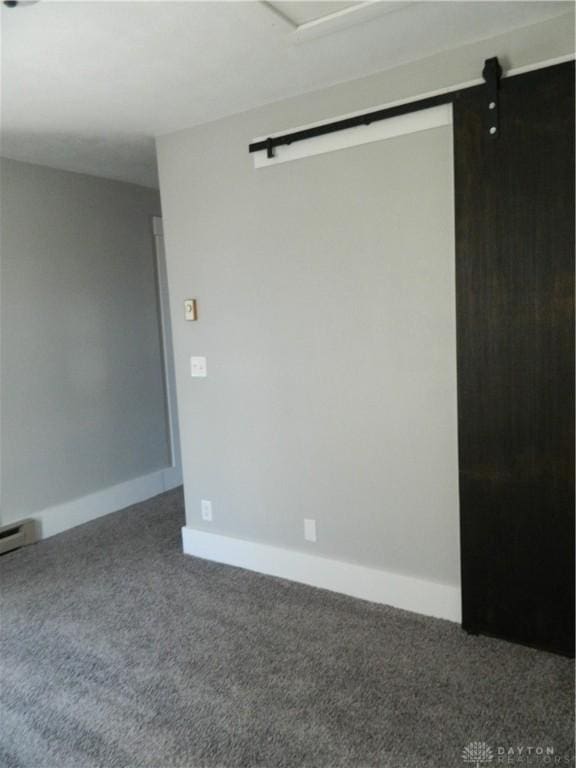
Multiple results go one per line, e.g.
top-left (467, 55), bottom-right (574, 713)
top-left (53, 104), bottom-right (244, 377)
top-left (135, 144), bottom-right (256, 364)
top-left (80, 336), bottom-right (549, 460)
top-left (190, 356), bottom-right (207, 378)
top-left (201, 499), bottom-right (212, 521)
top-left (304, 518), bottom-right (317, 542)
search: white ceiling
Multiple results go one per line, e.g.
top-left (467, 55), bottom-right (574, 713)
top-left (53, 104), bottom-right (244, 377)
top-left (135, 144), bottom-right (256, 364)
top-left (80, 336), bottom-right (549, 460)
top-left (1, 0), bottom-right (572, 188)
top-left (270, 1), bottom-right (361, 25)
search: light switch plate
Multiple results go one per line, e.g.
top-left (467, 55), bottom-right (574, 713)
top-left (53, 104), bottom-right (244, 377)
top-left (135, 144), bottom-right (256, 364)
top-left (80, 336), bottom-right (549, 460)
top-left (190, 356), bottom-right (207, 378)
top-left (184, 299), bottom-right (198, 321)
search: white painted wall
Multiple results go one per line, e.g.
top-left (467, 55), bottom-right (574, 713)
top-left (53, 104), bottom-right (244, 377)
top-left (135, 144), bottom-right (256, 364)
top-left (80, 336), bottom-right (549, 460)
top-left (156, 22), bottom-right (573, 616)
top-left (160, 120), bottom-right (459, 584)
top-left (0, 159), bottom-right (175, 532)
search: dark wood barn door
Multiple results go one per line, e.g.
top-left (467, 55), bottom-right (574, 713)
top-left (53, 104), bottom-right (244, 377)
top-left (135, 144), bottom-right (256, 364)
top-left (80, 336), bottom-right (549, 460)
top-left (454, 62), bottom-right (575, 656)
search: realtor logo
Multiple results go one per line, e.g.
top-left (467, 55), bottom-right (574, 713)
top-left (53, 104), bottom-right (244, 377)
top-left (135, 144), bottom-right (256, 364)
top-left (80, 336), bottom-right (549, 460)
top-left (462, 742), bottom-right (494, 767)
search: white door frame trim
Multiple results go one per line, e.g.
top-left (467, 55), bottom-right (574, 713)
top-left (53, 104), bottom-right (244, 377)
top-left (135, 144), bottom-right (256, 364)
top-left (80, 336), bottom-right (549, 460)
top-left (153, 216), bottom-right (182, 477)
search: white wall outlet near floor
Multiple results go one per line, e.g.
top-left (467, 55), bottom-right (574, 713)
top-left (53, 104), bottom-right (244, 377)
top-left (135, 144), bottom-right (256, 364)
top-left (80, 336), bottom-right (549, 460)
top-left (190, 356), bottom-right (207, 378)
top-left (201, 499), bottom-right (212, 522)
top-left (304, 518), bottom-right (317, 543)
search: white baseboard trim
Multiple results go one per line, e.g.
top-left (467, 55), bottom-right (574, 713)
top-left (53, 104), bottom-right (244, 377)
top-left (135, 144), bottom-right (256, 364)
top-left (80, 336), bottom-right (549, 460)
top-left (31, 466), bottom-right (182, 539)
top-left (181, 527), bottom-right (461, 623)
top-left (161, 465), bottom-right (183, 492)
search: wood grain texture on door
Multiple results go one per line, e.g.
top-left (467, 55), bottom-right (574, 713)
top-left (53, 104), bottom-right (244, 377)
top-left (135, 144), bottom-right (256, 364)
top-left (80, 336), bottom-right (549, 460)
top-left (454, 62), bottom-right (575, 656)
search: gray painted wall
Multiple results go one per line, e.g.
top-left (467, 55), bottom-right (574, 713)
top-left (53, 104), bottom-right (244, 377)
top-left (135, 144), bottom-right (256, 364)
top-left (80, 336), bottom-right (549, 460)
top-left (156, 18), bottom-right (573, 587)
top-left (1, 159), bottom-right (171, 524)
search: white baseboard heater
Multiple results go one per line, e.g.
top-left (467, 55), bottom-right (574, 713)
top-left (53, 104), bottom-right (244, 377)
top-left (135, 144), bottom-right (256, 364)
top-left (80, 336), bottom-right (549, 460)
top-left (0, 519), bottom-right (37, 556)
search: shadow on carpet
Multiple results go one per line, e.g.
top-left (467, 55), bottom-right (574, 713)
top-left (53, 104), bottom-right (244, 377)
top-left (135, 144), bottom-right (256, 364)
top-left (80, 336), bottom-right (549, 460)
top-left (0, 488), bottom-right (574, 768)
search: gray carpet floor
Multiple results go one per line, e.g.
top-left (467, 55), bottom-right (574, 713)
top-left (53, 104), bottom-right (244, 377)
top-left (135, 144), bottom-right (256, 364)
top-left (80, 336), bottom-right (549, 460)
top-left (0, 488), bottom-right (573, 768)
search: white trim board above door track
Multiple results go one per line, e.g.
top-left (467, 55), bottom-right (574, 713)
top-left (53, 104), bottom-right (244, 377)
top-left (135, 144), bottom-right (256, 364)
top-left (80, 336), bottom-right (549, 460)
top-left (253, 104), bottom-right (452, 168)
top-left (251, 54), bottom-right (575, 169)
